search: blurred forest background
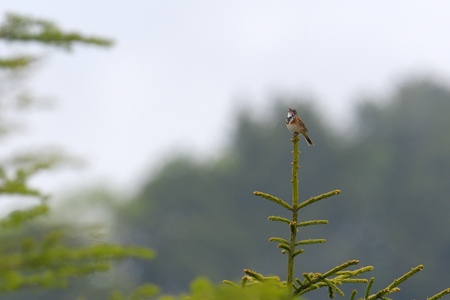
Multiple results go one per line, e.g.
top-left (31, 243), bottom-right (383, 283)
top-left (114, 80), bottom-right (450, 300)
top-left (8, 78), bottom-right (450, 300)
top-left (1, 8), bottom-right (450, 300)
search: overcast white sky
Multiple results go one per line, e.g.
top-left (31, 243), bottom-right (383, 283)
top-left (1, 1), bottom-right (450, 198)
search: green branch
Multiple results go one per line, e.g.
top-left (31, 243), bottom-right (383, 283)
top-left (296, 190), bottom-right (341, 210)
top-left (286, 134), bottom-right (300, 288)
top-left (243, 269), bottom-right (264, 282)
top-left (366, 265), bottom-right (423, 300)
top-left (253, 191), bottom-right (292, 211)
top-left (268, 216), bottom-right (291, 224)
top-left (295, 238), bottom-right (326, 246)
top-left (0, 205), bottom-right (48, 228)
top-left (322, 260), bottom-right (360, 277)
top-left (365, 277), bottom-right (375, 299)
top-left (0, 13), bottom-right (113, 50)
top-left (0, 56), bottom-right (35, 69)
top-left (294, 260), bottom-right (370, 296)
top-left (428, 288), bottom-right (450, 300)
top-left (297, 220), bottom-right (328, 227)
top-left (269, 237), bottom-right (289, 246)
top-left (291, 134), bottom-right (300, 208)
top-left (386, 265), bottom-right (423, 290)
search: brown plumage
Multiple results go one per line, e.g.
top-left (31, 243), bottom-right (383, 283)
top-left (285, 108), bottom-right (314, 145)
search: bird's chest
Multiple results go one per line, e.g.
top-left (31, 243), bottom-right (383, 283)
top-left (286, 122), bottom-right (299, 133)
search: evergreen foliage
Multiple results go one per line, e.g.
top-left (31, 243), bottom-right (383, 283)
top-left (119, 80), bottom-right (450, 299)
top-left (220, 127), bottom-right (448, 299)
top-left (0, 13), bottom-right (112, 62)
top-left (0, 13), bottom-right (154, 298)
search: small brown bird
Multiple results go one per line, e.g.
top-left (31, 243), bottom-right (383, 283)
top-left (285, 108), bottom-right (314, 145)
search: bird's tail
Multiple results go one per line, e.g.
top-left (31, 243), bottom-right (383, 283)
top-left (305, 135), bottom-right (314, 146)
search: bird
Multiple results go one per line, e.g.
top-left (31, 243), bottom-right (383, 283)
top-left (285, 108), bottom-right (314, 145)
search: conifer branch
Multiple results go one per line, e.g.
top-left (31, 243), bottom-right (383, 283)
top-left (339, 278), bottom-right (368, 283)
top-left (297, 220), bottom-right (328, 227)
top-left (278, 244), bottom-right (291, 253)
top-left (243, 269), bottom-right (264, 282)
top-left (253, 191), bottom-right (292, 211)
top-left (241, 276), bottom-right (249, 287)
top-left (222, 280), bottom-right (239, 288)
top-left (322, 277), bottom-right (344, 297)
top-left (338, 266), bottom-right (373, 277)
top-left (428, 288), bottom-right (450, 300)
top-left (365, 277), bottom-right (375, 298)
top-left (295, 238), bottom-right (326, 246)
top-left (0, 56), bottom-right (35, 69)
top-left (366, 265), bottom-right (423, 300)
top-left (294, 260), bottom-right (368, 296)
top-left (290, 134), bottom-right (300, 208)
top-left (0, 182), bottom-right (42, 198)
top-left (0, 14), bottom-right (160, 296)
top-left (269, 237), bottom-right (289, 245)
top-left (286, 134), bottom-right (300, 288)
top-left (268, 216), bottom-right (291, 224)
top-left (0, 204), bottom-right (48, 228)
top-left (324, 260), bottom-right (360, 276)
top-left (292, 249), bottom-right (304, 258)
top-left (386, 264), bottom-right (423, 290)
top-left (350, 289), bottom-right (357, 300)
top-left (269, 237), bottom-right (291, 253)
top-left (0, 13), bottom-right (113, 50)
top-left (296, 189), bottom-right (341, 210)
